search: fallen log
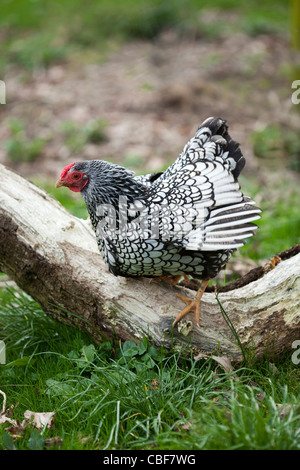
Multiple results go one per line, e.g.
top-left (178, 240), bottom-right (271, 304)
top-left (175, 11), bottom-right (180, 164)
top-left (0, 163), bottom-right (299, 362)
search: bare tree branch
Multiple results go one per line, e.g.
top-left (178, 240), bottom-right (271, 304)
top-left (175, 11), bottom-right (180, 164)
top-left (0, 164), bottom-right (299, 362)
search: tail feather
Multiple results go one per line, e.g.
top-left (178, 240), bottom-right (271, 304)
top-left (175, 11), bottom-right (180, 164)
top-left (196, 117), bottom-right (245, 179)
top-left (185, 198), bottom-right (261, 251)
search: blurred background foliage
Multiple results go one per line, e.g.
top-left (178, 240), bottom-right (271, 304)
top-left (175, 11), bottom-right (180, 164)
top-left (0, 0), bottom-right (290, 73)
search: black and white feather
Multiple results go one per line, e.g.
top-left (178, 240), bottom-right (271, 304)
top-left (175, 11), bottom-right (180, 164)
top-left (73, 117), bottom-right (261, 281)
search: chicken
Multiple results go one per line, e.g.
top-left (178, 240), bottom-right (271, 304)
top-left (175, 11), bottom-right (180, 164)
top-left (55, 117), bottom-right (261, 327)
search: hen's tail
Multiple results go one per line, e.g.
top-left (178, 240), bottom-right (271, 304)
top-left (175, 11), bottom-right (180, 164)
top-left (196, 116), bottom-right (245, 179)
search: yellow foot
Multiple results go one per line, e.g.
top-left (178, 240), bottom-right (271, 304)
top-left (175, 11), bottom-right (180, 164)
top-left (173, 280), bottom-right (210, 327)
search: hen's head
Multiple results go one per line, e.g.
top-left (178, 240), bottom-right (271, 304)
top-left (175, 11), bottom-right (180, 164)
top-left (55, 162), bottom-right (89, 192)
top-left (55, 160), bottom-right (144, 204)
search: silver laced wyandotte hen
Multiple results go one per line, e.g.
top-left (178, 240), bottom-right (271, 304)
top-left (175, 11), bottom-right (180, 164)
top-left (56, 117), bottom-right (261, 327)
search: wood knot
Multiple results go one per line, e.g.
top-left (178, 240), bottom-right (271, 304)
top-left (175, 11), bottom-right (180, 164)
top-left (263, 255), bottom-right (281, 274)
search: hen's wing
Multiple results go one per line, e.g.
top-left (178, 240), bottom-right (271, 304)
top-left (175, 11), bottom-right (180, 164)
top-left (146, 117), bottom-right (261, 251)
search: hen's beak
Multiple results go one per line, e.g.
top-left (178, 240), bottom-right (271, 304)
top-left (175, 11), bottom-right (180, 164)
top-left (55, 179), bottom-right (67, 188)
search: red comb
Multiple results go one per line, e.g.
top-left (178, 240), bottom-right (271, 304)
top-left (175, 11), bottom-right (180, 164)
top-left (60, 162), bottom-right (75, 179)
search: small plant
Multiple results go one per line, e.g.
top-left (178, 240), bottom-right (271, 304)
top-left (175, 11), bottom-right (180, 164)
top-left (284, 129), bottom-right (300, 172)
top-left (4, 118), bottom-right (46, 163)
top-left (8, 33), bottom-right (68, 70)
top-left (61, 119), bottom-right (107, 153)
top-left (250, 125), bottom-right (300, 171)
top-left (250, 125), bottom-right (283, 160)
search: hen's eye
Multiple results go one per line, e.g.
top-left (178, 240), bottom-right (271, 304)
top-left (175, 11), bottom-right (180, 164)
top-left (72, 173), bottom-right (80, 179)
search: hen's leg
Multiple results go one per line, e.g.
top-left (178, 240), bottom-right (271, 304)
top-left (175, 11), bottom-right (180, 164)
top-left (151, 274), bottom-right (190, 286)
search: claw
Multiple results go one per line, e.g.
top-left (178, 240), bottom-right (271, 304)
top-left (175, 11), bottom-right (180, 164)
top-left (173, 280), bottom-right (210, 327)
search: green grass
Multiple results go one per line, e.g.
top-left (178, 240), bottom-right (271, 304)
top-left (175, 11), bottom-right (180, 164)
top-left (3, 118), bottom-right (47, 163)
top-left (2, 117), bottom-right (108, 164)
top-left (0, 288), bottom-right (299, 450)
top-left (250, 125), bottom-right (300, 172)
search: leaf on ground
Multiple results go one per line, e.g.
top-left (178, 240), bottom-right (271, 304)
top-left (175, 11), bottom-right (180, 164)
top-left (174, 420), bottom-right (193, 432)
top-left (28, 429), bottom-right (45, 450)
top-left (80, 344), bottom-right (96, 363)
top-left (194, 353), bottom-right (235, 374)
top-left (44, 436), bottom-right (63, 448)
top-left (276, 404), bottom-right (296, 420)
top-left (1, 390), bottom-right (55, 438)
top-left (24, 410), bottom-right (55, 430)
top-left (0, 389), bottom-right (18, 427)
top-left (0, 415), bottom-right (18, 427)
top-left (5, 356), bottom-right (33, 368)
top-left (2, 432), bottom-right (17, 450)
top-left (0, 389), bottom-right (6, 414)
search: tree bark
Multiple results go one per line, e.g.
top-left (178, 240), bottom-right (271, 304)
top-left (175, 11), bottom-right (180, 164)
top-left (0, 163), bottom-right (299, 362)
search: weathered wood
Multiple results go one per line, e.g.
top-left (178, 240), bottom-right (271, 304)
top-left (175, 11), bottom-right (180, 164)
top-left (0, 163), bottom-right (299, 362)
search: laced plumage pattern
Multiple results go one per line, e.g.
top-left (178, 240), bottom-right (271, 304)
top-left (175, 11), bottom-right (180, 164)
top-left (56, 117), bottom-right (261, 326)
